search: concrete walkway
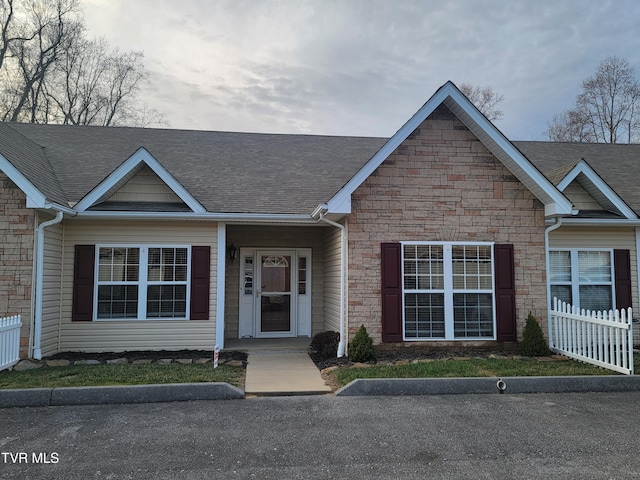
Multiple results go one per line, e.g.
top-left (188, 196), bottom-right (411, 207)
top-left (234, 339), bottom-right (332, 395)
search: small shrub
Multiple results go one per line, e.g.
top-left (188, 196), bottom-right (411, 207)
top-left (349, 325), bottom-right (376, 363)
top-left (520, 312), bottom-right (550, 357)
top-left (310, 331), bottom-right (340, 360)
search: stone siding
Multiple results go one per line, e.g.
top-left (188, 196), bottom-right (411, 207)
top-left (347, 105), bottom-right (547, 345)
top-left (0, 173), bottom-right (35, 357)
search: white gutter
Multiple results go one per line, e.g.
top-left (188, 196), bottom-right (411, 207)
top-left (544, 216), bottom-right (563, 350)
top-left (32, 210), bottom-right (64, 359)
top-left (74, 211), bottom-right (318, 224)
top-left (316, 210), bottom-right (347, 358)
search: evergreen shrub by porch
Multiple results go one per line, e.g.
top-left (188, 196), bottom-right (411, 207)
top-left (521, 312), bottom-right (550, 357)
top-left (310, 331), bottom-right (340, 360)
top-left (349, 325), bottom-right (376, 363)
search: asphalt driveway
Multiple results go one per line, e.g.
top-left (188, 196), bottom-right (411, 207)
top-left (2, 392), bottom-right (640, 479)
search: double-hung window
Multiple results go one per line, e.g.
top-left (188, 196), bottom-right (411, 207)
top-left (402, 242), bottom-right (495, 340)
top-left (549, 249), bottom-right (614, 312)
top-left (96, 245), bottom-right (190, 320)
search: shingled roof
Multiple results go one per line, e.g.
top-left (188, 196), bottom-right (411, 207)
top-left (514, 141), bottom-right (640, 214)
top-left (6, 122), bottom-right (387, 215)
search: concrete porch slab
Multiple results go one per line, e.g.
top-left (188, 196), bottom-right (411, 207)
top-left (244, 353), bottom-right (332, 396)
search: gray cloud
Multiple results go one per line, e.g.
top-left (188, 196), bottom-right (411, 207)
top-left (83, 0), bottom-right (640, 139)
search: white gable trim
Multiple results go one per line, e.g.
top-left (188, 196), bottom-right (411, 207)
top-left (75, 147), bottom-right (206, 213)
top-left (0, 153), bottom-right (47, 207)
top-left (324, 81), bottom-right (573, 217)
top-left (556, 159), bottom-right (637, 219)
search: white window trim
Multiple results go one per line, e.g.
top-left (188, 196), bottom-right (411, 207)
top-left (93, 244), bottom-right (192, 321)
top-left (549, 248), bottom-right (616, 311)
top-left (400, 241), bottom-right (496, 341)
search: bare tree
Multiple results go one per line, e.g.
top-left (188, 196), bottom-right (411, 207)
top-left (0, 0), bottom-right (165, 127)
top-left (45, 38), bottom-right (165, 126)
top-left (459, 83), bottom-right (505, 121)
top-left (546, 56), bottom-right (640, 143)
top-left (545, 109), bottom-right (594, 142)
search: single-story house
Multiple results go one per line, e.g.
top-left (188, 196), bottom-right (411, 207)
top-left (1, 81), bottom-right (638, 359)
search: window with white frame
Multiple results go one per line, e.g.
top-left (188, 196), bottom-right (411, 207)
top-left (549, 249), bottom-right (614, 312)
top-left (96, 246), bottom-right (190, 320)
top-left (402, 243), bottom-right (495, 340)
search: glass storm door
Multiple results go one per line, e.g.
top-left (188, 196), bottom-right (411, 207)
top-left (257, 252), bottom-right (295, 337)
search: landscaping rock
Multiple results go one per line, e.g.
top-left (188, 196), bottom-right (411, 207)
top-left (132, 359), bottom-right (152, 364)
top-left (74, 359), bottom-right (101, 365)
top-left (106, 358), bottom-right (128, 365)
top-left (13, 360), bottom-right (43, 371)
top-left (195, 358), bottom-right (212, 364)
top-left (157, 359), bottom-right (173, 365)
top-left (45, 359), bottom-right (70, 367)
top-left (175, 359), bottom-right (193, 365)
top-left (321, 366), bottom-right (339, 374)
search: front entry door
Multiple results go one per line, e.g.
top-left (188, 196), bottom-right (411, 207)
top-left (257, 252), bottom-right (295, 337)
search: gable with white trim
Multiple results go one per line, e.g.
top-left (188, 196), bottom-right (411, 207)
top-left (322, 81), bottom-right (573, 218)
top-left (555, 159), bottom-right (637, 219)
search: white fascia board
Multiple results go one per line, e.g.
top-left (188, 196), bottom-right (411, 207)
top-left (75, 148), bottom-right (206, 213)
top-left (324, 81), bottom-right (573, 217)
top-left (75, 210), bottom-right (318, 224)
top-left (556, 159), bottom-right (637, 219)
top-left (552, 217), bottom-right (640, 227)
top-left (0, 154), bottom-right (47, 207)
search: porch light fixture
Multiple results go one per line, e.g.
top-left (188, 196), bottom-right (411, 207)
top-left (227, 243), bottom-right (237, 263)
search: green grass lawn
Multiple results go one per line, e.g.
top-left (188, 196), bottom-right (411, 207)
top-left (0, 363), bottom-right (245, 390)
top-left (329, 356), bottom-right (632, 388)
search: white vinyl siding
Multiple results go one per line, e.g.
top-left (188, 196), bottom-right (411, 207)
top-left (323, 226), bottom-right (343, 334)
top-left (40, 215), bottom-right (63, 357)
top-left (59, 220), bottom-right (217, 353)
top-left (106, 165), bottom-right (184, 204)
top-left (562, 181), bottom-right (605, 211)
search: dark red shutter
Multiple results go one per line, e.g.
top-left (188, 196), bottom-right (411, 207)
top-left (381, 243), bottom-right (403, 342)
top-left (494, 244), bottom-right (517, 342)
top-left (72, 245), bottom-right (95, 321)
top-left (614, 249), bottom-right (632, 310)
top-left (190, 246), bottom-right (210, 320)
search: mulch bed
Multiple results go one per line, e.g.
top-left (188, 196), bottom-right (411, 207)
top-left (309, 349), bottom-right (523, 370)
top-left (46, 350), bottom-right (248, 364)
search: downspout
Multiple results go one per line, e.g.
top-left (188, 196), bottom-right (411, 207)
top-left (318, 212), bottom-right (347, 357)
top-left (32, 210), bottom-right (64, 359)
top-left (544, 216), bottom-right (563, 350)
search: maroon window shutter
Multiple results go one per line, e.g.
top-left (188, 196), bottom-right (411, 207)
top-left (494, 244), bottom-right (517, 342)
top-left (190, 246), bottom-right (210, 320)
top-left (381, 243), bottom-right (403, 342)
top-left (614, 249), bottom-right (632, 310)
top-left (72, 245), bottom-right (95, 321)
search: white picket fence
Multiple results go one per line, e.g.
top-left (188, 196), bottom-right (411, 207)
top-left (0, 315), bottom-right (22, 371)
top-left (549, 299), bottom-right (634, 375)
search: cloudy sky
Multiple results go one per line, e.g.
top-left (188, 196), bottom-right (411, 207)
top-left (81, 0), bottom-right (640, 140)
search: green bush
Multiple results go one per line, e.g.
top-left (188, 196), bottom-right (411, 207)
top-left (310, 331), bottom-right (340, 360)
top-left (520, 312), bottom-right (550, 357)
top-left (349, 325), bottom-right (376, 363)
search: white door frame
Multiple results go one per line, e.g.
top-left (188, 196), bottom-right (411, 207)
top-left (238, 248), bottom-right (312, 338)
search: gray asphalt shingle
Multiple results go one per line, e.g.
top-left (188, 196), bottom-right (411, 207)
top-left (6, 123), bottom-right (387, 214)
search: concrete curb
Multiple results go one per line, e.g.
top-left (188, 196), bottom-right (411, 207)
top-left (0, 383), bottom-right (245, 408)
top-left (335, 375), bottom-right (640, 396)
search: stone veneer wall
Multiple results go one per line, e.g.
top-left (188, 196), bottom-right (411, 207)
top-left (0, 173), bottom-right (35, 357)
top-left (346, 105), bottom-right (547, 346)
